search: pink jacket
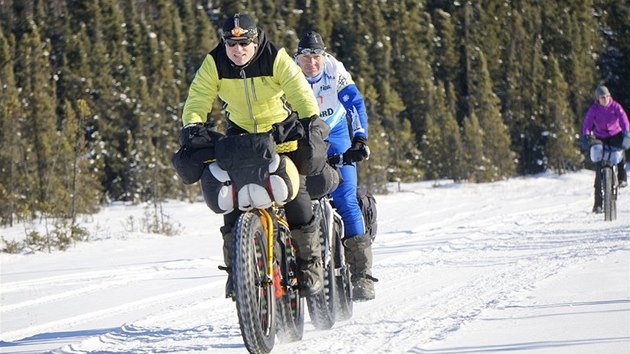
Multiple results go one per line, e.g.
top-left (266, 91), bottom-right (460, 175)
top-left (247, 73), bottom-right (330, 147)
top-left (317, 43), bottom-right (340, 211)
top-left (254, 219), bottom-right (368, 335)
top-left (582, 99), bottom-right (629, 138)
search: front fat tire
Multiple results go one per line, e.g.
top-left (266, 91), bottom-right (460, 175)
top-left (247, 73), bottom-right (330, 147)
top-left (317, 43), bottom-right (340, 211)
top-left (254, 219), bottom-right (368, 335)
top-left (603, 167), bottom-right (615, 221)
top-left (233, 212), bottom-right (276, 354)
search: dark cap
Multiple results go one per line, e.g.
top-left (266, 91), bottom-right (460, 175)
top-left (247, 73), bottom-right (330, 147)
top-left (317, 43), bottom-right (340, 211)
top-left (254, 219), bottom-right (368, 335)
top-left (297, 31), bottom-right (326, 53)
top-left (221, 13), bottom-right (258, 40)
top-left (595, 85), bottom-right (610, 98)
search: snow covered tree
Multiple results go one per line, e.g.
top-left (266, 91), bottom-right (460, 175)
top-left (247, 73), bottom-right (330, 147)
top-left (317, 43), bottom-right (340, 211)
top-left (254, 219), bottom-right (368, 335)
top-left (467, 49), bottom-right (515, 181)
top-left (461, 112), bottom-right (486, 183)
top-left (0, 28), bottom-right (23, 225)
top-left (541, 55), bottom-right (582, 174)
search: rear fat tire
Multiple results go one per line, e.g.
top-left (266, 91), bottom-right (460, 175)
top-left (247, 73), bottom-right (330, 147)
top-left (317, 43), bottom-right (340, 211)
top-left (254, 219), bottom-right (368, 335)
top-left (333, 216), bottom-right (353, 321)
top-left (276, 228), bottom-right (305, 342)
top-left (306, 210), bottom-right (337, 329)
top-left (233, 212), bottom-right (276, 353)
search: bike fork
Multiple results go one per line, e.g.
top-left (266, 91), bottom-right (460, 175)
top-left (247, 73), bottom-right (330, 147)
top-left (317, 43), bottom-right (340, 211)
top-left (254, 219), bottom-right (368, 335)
top-left (260, 209), bottom-right (286, 299)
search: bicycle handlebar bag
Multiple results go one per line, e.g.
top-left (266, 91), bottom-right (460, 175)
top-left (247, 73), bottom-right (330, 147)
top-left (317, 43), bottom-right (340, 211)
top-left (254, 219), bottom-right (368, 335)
top-left (201, 133), bottom-right (299, 213)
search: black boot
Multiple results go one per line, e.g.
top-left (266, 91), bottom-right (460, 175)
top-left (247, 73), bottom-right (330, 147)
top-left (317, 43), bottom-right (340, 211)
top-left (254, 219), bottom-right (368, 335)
top-left (291, 218), bottom-right (324, 296)
top-left (344, 234), bottom-right (378, 301)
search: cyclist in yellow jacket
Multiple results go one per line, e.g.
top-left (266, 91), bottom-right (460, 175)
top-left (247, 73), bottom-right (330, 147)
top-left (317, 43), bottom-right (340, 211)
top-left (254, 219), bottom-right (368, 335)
top-left (181, 13), bottom-right (324, 297)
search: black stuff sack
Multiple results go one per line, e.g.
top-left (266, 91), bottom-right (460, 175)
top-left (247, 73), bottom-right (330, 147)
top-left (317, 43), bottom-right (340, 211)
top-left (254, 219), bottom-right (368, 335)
top-left (305, 163), bottom-right (342, 200)
top-left (357, 187), bottom-right (377, 240)
top-left (172, 124), bottom-right (224, 185)
top-left (171, 146), bottom-right (205, 185)
top-left (287, 116), bottom-right (330, 176)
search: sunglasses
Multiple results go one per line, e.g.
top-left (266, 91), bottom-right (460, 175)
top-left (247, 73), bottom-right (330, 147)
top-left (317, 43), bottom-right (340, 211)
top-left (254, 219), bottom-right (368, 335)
top-left (299, 48), bottom-right (325, 55)
top-left (225, 38), bottom-right (254, 47)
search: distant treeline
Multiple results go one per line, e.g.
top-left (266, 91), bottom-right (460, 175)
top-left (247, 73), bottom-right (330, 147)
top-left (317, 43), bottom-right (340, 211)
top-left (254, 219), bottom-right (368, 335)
top-left (0, 0), bottom-right (628, 225)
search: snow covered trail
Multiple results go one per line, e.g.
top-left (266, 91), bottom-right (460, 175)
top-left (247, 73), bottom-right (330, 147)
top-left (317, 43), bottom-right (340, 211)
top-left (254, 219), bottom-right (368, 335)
top-left (1, 171), bottom-right (628, 353)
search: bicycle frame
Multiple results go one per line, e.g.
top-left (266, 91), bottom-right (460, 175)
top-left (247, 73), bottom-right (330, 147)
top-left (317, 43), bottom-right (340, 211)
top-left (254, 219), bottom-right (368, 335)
top-left (259, 209), bottom-right (276, 286)
top-left (258, 207), bottom-right (293, 297)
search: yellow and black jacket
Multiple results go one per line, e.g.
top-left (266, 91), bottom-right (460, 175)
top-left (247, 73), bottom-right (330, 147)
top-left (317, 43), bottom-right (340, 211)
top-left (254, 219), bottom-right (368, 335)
top-left (182, 29), bottom-right (319, 141)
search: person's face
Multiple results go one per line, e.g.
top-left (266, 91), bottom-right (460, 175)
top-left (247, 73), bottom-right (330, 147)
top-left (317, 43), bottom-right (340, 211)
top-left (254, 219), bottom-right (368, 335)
top-left (297, 52), bottom-right (325, 77)
top-left (225, 38), bottom-right (257, 66)
top-left (598, 94), bottom-right (611, 106)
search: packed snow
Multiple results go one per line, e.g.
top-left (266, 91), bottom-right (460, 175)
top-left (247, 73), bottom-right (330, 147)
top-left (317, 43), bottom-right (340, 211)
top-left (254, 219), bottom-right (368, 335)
top-left (1, 170), bottom-right (629, 354)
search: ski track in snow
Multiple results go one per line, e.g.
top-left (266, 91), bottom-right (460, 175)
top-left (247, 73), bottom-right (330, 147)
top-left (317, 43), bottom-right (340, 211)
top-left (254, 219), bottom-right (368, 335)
top-left (1, 172), bottom-right (628, 353)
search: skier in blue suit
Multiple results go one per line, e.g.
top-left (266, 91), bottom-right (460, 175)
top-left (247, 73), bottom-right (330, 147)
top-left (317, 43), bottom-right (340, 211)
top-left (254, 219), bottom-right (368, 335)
top-left (296, 31), bottom-right (376, 301)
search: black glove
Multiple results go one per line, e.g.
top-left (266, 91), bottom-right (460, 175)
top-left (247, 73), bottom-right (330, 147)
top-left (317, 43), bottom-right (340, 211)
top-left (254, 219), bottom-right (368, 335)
top-left (580, 135), bottom-right (603, 152)
top-left (179, 122), bottom-right (224, 150)
top-left (271, 113), bottom-right (305, 143)
top-left (579, 135), bottom-right (602, 152)
top-left (579, 135), bottom-right (589, 152)
top-left (328, 154), bottom-right (342, 166)
top-left (179, 123), bottom-right (203, 147)
top-left (343, 136), bottom-right (370, 164)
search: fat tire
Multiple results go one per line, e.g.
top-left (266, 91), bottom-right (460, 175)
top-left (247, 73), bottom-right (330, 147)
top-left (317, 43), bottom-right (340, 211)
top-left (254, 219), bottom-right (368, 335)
top-left (276, 226), bottom-right (305, 342)
top-left (603, 167), bottom-right (616, 221)
top-left (333, 215), bottom-right (353, 321)
top-left (306, 205), bottom-right (337, 329)
top-left (233, 212), bottom-right (276, 354)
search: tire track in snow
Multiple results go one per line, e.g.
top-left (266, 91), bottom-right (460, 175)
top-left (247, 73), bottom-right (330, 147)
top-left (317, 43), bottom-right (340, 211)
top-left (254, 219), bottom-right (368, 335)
top-left (1, 259), bottom-right (209, 314)
top-left (55, 299), bottom-right (244, 354)
top-left (2, 281), bottom-right (217, 343)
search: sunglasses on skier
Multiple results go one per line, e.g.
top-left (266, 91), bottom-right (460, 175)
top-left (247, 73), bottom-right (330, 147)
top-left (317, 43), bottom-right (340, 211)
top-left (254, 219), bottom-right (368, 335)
top-left (225, 38), bottom-right (254, 47)
top-left (298, 48), bottom-right (325, 55)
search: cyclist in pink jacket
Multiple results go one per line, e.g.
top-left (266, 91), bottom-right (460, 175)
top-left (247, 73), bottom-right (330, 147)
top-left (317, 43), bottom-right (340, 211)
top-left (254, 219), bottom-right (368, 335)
top-left (580, 85), bottom-right (630, 213)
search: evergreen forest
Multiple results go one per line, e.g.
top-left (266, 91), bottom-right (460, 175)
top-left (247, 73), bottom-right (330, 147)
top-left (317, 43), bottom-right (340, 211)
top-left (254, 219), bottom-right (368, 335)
top-left (1, 0), bottom-right (629, 226)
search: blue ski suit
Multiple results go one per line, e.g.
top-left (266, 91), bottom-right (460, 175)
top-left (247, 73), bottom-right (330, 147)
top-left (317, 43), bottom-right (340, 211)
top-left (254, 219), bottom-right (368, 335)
top-left (301, 53), bottom-right (369, 238)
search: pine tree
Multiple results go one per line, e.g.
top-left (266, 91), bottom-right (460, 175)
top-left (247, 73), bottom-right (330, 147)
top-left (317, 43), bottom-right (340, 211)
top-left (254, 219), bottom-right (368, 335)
top-left (565, 1), bottom-right (600, 126)
top-left (388, 1), bottom-right (433, 143)
top-left (468, 49), bottom-right (515, 181)
top-left (296, 0), bottom-right (332, 41)
top-left (538, 0), bottom-right (599, 130)
top-left (18, 24), bottom-right (62, 215)
top-left (0, 28), bottom-right (23, 224)
top-left (358, 1), bottom-right (412, 186)
top-left (541, 55), bottom-right (582, 173)
top-left (431, 7), bottom-right (459, 110)
top-left (501, 9), bottom-right (531, 174)
top-left (392, 119), bottom-right (422, 182)
top-left (466, 0), bottom-right (509, 85)
top-left (596, 0), bottom-right (630, 111)
top-left (461, 112), bottom-right (485, 183)
top-left (420, 82), bottom-right (465, 181)
top-left (59, 100), bottom-right (103, 219)
top-left (502, 2), bottom-right (547, 174)
top-left (437, 82), bottom-right (466, 181)
top-left (421, 105), bottom-right (442, 181)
